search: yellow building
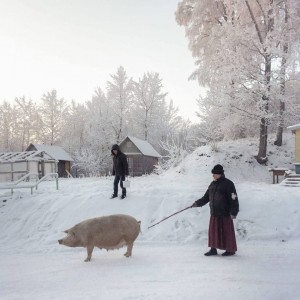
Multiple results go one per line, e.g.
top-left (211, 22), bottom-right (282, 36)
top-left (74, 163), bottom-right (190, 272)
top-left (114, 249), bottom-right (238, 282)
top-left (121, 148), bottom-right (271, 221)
top-left (287, 124), bottom-right (300, 174)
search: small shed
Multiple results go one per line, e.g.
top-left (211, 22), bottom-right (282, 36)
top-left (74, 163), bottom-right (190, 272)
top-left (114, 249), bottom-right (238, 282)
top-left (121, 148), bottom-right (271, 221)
top-left (26, 144), bottom-right (73, 177)
top-left (0, 151), bottom-right (57, 182)
top-left (287, 124), bottom-right (300, 174)
top-left (119, 136), bottom-right (161, 176)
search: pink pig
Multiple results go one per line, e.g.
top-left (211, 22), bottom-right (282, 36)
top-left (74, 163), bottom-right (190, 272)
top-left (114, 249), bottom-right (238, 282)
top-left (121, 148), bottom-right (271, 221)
top-left (58, 214), bottom-right (141, 262)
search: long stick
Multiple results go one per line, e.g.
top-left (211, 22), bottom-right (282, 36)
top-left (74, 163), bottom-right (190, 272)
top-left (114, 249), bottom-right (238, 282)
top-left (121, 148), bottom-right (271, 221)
top-left (148, 206), bottom-right (192, 229)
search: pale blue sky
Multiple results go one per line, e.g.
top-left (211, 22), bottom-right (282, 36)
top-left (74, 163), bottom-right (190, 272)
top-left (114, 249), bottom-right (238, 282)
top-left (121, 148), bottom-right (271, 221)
top-left (0, 0), bottom-right (200, 121)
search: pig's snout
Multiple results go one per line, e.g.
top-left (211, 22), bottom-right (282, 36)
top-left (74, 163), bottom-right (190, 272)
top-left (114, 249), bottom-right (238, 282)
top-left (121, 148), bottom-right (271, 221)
top-left (58, 239), bottom-right (63, 244)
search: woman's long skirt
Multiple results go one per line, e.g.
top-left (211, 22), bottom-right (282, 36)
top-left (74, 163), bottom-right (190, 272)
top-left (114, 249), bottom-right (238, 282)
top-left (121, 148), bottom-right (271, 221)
top-left (208, 216), bottom-right (237, 252)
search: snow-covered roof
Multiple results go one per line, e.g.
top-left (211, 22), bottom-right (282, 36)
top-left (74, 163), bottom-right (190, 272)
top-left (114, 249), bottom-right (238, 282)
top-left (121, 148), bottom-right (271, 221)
top-left (27, 144), bottom-right (74, 161)
top-left (0, 150), bottom-right (56, 162)
top-left (121, 136), bottom-right (161, 158)
top-left (287, 124), bottom-right (300, 130)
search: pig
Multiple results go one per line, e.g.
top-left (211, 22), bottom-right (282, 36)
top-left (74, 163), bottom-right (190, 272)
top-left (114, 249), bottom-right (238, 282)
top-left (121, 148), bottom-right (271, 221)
top-left (58, 214), bottom-right (141, 262)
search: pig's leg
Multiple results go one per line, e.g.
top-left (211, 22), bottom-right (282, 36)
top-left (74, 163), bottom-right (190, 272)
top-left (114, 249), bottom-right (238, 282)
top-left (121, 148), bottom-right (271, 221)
top-left (84, 245), bottom-right (94, 262)
top-left (124, 242), bottom-right (133, 257)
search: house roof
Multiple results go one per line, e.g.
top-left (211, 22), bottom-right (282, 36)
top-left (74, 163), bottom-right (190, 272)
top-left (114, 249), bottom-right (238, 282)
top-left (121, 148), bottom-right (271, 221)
top-left (287, 124), bottom-right (300, 131)
top-left (26, 144), bottom-right (74, 161)
top-left (0, 150), bottom-right (56, 163)
top-left (121, 136), bottom-right (161, 158)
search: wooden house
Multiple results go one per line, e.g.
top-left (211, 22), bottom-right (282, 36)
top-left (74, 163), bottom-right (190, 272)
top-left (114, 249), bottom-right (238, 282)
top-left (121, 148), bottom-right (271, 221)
top-left (26, 144), bottom-right (73, 177)
top-left (119, 136), bottom-right (161, 176)
top-left (287, 124), bottom-right (300, 174)
top-left (0, 150), bottom-right (57, 182)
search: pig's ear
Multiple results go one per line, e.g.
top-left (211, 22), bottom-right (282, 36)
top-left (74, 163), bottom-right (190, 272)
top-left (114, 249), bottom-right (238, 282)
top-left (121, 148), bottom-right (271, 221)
top-left (64, 230), bottom-right (69, 234)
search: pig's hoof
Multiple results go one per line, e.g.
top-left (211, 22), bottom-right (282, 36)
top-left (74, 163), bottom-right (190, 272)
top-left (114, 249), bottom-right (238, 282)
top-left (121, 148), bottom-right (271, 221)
top-left (84, 258), bottom-right (91, 262)
top-left (124, 253), bottom-right (131, 257)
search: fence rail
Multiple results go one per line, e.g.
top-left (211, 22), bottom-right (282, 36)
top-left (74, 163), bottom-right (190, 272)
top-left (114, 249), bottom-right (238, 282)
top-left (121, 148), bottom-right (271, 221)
top-left (0, 173), bottom-right (58, 194)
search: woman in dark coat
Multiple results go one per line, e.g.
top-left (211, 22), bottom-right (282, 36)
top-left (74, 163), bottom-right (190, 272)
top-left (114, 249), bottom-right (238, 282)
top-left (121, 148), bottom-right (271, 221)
top-left (111, 144), bottom-right (129, 199)
top-left (192, 164), bottom-right (239, 256)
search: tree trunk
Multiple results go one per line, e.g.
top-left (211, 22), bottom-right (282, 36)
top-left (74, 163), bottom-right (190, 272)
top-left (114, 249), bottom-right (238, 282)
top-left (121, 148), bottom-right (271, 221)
top-left (144, 110), bottom-right (149, 141)
top-left (256, 51), bottom-right (271, 163)
top-left (116, 116), bottom-right (123, 144)
top-left (274, 90), bottom-right (285, 146)
top-left (256, 52), bottom-right (272, 164)
top-left (274, 1), bottom-right (289, 146)
top-left (256, 117), bottom-right (268, 164)
top-left (254, 0), bottom-right (274, 164)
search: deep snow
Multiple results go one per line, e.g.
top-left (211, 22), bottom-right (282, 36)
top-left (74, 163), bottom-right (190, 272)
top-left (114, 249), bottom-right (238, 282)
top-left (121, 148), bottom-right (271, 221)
top-left (0, 134), bottom-right (299, 300)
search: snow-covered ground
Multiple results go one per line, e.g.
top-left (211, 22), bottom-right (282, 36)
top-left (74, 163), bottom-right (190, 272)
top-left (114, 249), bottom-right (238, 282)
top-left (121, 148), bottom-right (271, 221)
top-left (1, 134), bottom-right (299, 300)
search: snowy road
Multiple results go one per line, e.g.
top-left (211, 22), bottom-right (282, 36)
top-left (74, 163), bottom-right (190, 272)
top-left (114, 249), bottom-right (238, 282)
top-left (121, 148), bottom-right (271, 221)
top-left (1, 241), bottom-right (299, 300)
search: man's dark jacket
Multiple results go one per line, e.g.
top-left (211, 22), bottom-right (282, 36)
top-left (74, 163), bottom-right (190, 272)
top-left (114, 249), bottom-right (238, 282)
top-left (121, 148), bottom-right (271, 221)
top-left (111, 144), bottom-right (129, 180)
top-left (195, 176), bottom-right (239, 217)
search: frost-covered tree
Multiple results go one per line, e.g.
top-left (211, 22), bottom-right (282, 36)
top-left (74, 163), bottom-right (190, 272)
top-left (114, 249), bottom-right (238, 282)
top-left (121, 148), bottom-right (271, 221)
top-left (176, 0), bottom-right (300, 163)
top-left (154, 142), bottom-right (188, 174)
top-left (160, 100), bottom-right (182, 141)
top-left (14, 97), bottom-right (40, 150)
top-left (273, 0), bottom-right (300, 145)
top-left (39, 90), bottom-right (69, 145)
top-left (154, 105), bottom-right (198, 171)
top-left (0, 101), bottom-right (17, 151)
top-left (80, 87), bottom-right (114, 175)
top-left (72, 148), bottom-right (107, 177)
top-left (285, 71), bottom-right (300, 125)
top-left (106, 66), bottom-right (133, 143)
top-left (132, 72), bottom-right (168, 141)
top-left (61, 100), bottom-right (86, 155)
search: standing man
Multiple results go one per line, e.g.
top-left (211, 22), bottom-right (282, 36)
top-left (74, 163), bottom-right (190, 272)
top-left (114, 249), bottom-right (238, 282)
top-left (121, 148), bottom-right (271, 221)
top-left (111, 144), bottom-right (129, 199)
top-left (191, 164), bottom-right (239, 256)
